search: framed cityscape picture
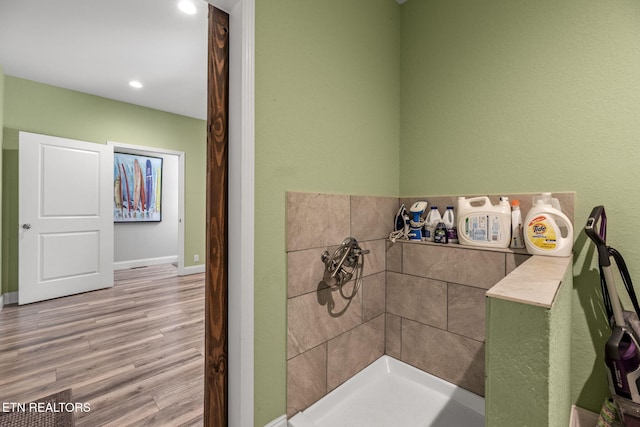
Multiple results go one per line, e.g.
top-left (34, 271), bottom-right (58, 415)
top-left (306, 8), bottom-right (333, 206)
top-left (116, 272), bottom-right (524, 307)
top-left (114, 152), bottom-right (163, 222)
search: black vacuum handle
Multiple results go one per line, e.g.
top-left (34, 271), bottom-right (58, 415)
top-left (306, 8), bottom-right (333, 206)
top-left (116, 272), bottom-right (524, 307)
top-left (585, 205), bottom-right (611, 267)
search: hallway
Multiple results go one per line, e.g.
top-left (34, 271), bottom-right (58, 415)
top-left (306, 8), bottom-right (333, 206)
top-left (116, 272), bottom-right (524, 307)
top-left (0, 264), bottom-right (205, 426)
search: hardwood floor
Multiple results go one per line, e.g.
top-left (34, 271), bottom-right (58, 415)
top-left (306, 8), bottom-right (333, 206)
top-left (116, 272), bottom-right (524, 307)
top-left (0, 264), bottom-right (205, 426)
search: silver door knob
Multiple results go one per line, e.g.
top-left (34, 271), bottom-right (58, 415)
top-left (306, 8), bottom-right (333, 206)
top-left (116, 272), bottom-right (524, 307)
top-left (22, 224), bottom-right (32, 230)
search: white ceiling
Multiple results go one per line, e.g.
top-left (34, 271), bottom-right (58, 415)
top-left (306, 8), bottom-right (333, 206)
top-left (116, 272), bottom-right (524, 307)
top-left (0, 0), bottom-right (209, 120)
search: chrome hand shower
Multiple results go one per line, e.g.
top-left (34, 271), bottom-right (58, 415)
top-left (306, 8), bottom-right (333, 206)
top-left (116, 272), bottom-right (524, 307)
top-left (321, 237), bottom-right (369, 300)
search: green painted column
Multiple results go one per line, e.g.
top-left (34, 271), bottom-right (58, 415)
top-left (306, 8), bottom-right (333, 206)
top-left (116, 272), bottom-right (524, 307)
top-left (486, 258), bottom-right (572, 427)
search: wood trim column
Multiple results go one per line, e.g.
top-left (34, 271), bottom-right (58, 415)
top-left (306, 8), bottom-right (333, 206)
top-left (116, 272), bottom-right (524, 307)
top-left (205, 5), bottom-right (229, 426)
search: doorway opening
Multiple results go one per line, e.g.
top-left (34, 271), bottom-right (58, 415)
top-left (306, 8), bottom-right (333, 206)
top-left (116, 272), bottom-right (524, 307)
top-left (107, 141), bottom-right (186, 276)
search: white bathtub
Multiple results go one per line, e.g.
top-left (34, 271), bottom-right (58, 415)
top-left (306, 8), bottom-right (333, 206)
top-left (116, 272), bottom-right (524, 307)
top-left (288, 355), bottom-right (485, 427)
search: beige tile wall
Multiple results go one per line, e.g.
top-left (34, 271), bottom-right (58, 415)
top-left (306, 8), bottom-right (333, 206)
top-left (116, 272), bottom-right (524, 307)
top-left (287, 191), bottom-right (573, 415)
top-left (286, 192), bottom-right (397, 417)
top-left (387, 192), bottom-right (572, 397)
top-left (385, 241), bottom-right (529, 396)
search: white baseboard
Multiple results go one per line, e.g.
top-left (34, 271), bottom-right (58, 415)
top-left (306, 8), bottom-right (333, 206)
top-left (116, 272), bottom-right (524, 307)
top-left (114, 256), bottom-right (179, 271)
top-left (181, 264), bottom-right (205, 276)
top-left (264, 415), bottom-right (287, 427)
top-left (3, 291), bottom-right (18, 305)
top-left (570, 404), bottom-right (599, 427)
top-left (1, 259), bottom-right (195, 307)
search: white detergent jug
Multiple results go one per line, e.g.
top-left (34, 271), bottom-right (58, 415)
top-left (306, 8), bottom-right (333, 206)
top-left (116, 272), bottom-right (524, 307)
top-left (423, 206), bottom-right (442, 242)
top-left (510, 199), bottom-right (525, 249)
top-left (443, 206), bottom-right (458, 243)
top-left (457, 196), bottom-right (511, 248)
top-left (524, 193), bottom-right (573, 257)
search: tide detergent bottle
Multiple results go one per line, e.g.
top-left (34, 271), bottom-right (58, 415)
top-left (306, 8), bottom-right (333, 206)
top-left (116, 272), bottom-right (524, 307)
top-left (524, 193), bottom-right (573, 257)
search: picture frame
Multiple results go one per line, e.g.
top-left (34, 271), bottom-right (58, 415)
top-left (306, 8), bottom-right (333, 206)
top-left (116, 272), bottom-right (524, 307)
top-left (114, 152), bottom-right (163, 222)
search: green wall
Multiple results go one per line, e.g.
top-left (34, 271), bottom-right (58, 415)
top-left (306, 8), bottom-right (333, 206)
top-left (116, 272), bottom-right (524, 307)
top-left (257, 0), bottom-right (640, 421)
top-left (399, 0), bottom-right (640, 414)
top-left (2, 77), bottom-right (206, 294)
top-left (1, 147), bottom-right (15, 297)
top-left (255, 0), bottom-right (400, 423)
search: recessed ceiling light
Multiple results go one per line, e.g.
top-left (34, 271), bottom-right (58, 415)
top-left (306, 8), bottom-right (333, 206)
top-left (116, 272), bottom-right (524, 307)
top-left (129, 80), bottom-right (143, 89)
top-left (178, 0), bottom-right (197, 15)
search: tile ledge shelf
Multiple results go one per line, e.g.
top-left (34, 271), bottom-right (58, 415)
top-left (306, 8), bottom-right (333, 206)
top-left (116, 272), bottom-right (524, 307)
top-left (388, 238), bottom-right (529, 255)
top-left (389, 238), bottom-right (571, 309)
top-left (486, 254), bottom-right (572, 309)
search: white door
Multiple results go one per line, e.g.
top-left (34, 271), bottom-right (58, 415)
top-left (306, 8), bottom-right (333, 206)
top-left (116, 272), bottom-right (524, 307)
top-left (19, 131), bottom-right (114, 305)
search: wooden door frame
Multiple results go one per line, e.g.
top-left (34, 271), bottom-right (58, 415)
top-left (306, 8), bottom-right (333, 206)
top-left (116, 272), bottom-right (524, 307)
top-left (205, 5), bottom-right (229, 425)
top-left (205, 0), bottom-right (255, 426)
